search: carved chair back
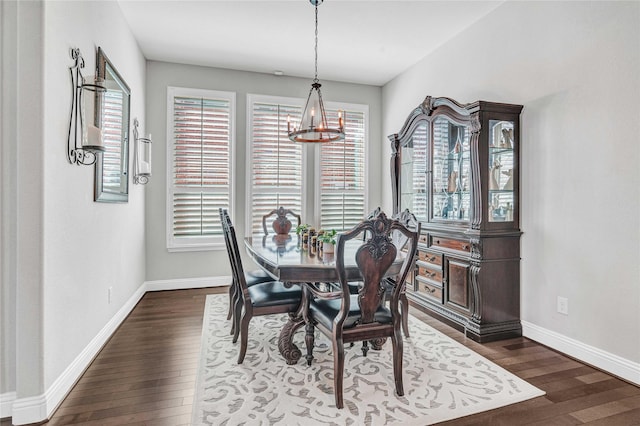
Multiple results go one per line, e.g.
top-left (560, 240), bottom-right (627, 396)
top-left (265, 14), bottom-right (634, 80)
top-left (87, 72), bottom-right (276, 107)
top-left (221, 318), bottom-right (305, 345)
top-left (262, 206), bottom-right (302, 235)
top-left (335, 211), bottom-right (420, 329)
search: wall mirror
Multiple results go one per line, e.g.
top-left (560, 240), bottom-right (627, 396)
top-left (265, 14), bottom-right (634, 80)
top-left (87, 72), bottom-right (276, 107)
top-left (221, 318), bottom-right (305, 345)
top-left (94, 47), bottom-right (131, 202)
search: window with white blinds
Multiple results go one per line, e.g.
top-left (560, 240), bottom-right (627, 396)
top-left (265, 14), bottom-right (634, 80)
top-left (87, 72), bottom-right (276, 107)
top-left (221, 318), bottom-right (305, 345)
top-left (101, 89), bottom-right (127, 193)
top-left (319, 108), bottom-right (367, 231)
top-left (248, 97), bottom-right (303, 234)
top-left (167, 87), bottom-right (234, 251)
top-left (247, 95), bottom-right (367, 235)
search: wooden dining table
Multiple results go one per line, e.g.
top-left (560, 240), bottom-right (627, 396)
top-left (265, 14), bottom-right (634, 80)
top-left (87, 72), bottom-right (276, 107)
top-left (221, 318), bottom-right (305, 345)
top-left (244, 233), bottom-right (405, 364)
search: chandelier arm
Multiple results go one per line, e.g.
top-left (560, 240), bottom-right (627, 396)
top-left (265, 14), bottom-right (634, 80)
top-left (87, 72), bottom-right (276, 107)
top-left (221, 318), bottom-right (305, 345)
top-left (299, 85), bottom-right (316, 130)
top-left (316, 87), bottom-right (329, 128)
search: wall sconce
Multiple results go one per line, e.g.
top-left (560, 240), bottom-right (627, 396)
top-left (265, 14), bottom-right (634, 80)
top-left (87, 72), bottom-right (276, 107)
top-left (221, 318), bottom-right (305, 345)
top-left (133, 118), bottom-right (152, 184)
top-left (67, 47), bottom-right (106, 166)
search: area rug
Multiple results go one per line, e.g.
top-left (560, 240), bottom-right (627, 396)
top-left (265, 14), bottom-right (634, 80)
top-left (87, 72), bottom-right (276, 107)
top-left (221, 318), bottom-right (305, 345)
top-left (192, 295), bottom-right (544, 425)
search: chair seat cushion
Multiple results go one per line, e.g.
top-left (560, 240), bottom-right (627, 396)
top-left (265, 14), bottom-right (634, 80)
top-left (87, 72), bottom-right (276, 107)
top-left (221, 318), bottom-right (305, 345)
top-left (347, 282), bottom-right (361, 294)
top-left (310, 295), bottom-right (392, 330)
top-left (246, 269), bottom-right (273, 286)
top-left (248, 281), bottom-right (302, 308)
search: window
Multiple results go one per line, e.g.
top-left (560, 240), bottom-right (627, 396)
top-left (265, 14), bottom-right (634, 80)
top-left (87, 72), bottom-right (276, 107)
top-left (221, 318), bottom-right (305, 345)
top-left (318, 106), bottom-right (367, 231)
top-left (247, 95), bottom-right (367, 234)
top-left (247, 95), bottom-right (304, 234)
top-left (100, 89), bottom-right (127, 194)
top-left (167, 87), bottom-right (235, 251)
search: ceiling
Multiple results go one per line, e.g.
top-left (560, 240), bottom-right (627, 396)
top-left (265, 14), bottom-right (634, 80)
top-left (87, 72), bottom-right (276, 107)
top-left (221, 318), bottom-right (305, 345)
top-left (117, 0), bottom-right (502, 86)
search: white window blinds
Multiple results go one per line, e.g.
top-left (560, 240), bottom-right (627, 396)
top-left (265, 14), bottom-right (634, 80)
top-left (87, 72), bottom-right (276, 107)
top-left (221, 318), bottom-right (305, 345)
top-left (101, 89), bottom-right (126, 193)
top-left (167, 87), bottom-right (234, 250)
top-left (249, 100), bottom-right (303, 234)
top-left (247, 95), bottom-right (367, 235)
top-left (319, 108), bottom-right (366, 231)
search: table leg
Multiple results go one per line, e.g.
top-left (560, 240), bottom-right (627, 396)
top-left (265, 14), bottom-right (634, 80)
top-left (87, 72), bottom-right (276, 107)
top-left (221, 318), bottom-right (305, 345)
top-left (278, 313), bottom-right (304, 365)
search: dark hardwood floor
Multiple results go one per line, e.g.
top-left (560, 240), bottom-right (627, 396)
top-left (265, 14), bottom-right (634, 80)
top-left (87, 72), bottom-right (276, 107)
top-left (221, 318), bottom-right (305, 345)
top-left (3, 287), bottom-right (639, 425)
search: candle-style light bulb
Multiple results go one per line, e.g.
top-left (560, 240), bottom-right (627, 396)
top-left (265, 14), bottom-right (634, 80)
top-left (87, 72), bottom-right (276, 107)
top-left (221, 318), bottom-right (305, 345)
top-left (310, 107), bottom-right (315, 128)
top-left (287, 114), bottom-right (291, 133)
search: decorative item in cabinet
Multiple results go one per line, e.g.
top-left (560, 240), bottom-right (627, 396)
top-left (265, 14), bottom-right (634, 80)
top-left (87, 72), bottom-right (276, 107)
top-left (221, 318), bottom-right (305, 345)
top-left (489, 120), bottom-right (516, 222)
top-left (390, 96), bottom-right (523, 343)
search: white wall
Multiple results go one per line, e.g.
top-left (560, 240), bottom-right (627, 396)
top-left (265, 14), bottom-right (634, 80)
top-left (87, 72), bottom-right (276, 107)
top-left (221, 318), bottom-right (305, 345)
top-left (145, 62), bottom-right (382, 281)
top-left (1, 0), bottom-right (147, 423)
top-left (1, 0), bottom-right (18, 403)
top-left (382, 1), bottom-right (640, 378)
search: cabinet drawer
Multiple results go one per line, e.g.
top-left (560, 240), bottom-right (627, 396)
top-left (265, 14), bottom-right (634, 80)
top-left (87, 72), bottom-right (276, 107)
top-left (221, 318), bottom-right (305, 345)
top-left (417, 265), bottom-right (442, 283)
top-left (431, 236), bottom-right (471, 253)
top-left (416, 279), bottom-right (443, 302)
top-left (418, 250), bottom-right (442, 267)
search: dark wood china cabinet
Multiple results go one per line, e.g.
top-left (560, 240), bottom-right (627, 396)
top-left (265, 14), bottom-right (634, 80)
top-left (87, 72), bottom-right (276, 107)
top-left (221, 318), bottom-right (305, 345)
top-left (390, 96), bottom-right (523, 342)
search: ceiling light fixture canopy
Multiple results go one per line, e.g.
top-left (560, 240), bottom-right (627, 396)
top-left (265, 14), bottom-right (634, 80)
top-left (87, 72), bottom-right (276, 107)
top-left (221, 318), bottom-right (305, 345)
top-left (288, 0), bottom-right (344, 143)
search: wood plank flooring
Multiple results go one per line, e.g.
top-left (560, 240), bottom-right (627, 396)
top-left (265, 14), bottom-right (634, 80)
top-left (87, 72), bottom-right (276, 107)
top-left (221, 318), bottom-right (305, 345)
top-left (3, 287), bottom-right (639, 425)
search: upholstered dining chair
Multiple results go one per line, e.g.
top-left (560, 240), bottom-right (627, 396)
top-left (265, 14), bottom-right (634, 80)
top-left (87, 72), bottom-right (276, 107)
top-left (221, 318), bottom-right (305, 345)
top-left (302, 211), bottom-right (420, 408)
top-left (389, 208), bottom-right (420, 337)
top-left (219, 209), bottom-right (272, 336)
top-left (365, 207), bottom-right (419, 337)
top-left (262, 206), bottom-right (302, 235)
top-left (220, 209), bottom-right (302, 364)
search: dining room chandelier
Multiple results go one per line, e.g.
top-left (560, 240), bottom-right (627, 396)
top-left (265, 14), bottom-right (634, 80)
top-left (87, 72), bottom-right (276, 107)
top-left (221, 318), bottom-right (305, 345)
top-left (288, 0), bottom-right (344, 143)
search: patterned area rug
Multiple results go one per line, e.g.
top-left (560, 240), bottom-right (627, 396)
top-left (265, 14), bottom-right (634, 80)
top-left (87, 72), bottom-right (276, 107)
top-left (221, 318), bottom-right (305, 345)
top-left (192, 295), bottom-right (544, 425)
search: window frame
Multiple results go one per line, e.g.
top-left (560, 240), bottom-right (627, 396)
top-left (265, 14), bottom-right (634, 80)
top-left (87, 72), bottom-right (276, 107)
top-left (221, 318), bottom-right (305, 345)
top-left (314, 101), bottom-right (369, 232)
top-left (245, 94), bottom-right (308, 235)
top-left (246, 94), bottom-right (368, 235)
top-left (166, 86), bottom-right (236, 252)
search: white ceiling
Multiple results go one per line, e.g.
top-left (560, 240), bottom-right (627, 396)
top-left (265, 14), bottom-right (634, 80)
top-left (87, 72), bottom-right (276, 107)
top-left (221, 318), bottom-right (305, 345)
top-left (117, 0), bottom-right (502, 86)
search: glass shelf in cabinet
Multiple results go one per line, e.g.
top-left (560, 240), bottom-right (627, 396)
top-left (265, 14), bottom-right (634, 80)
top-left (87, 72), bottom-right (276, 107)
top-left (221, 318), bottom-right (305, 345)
top-left (489, 146), bottom-right (514, 155)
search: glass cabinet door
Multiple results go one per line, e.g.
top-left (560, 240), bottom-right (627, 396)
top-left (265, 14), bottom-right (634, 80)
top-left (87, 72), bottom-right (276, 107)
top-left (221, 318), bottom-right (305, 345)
top-left (400, 123), bottom-right (428, 221)
top-left (488, 120), bottom-right (515, 222)
top-left (431, 117), bottom-right (471, 222)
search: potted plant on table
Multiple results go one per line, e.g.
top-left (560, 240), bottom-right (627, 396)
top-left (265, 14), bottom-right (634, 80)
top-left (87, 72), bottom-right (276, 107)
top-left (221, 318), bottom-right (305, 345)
top-left (295, 224), bottom-right (309, 236)
top-left (317, 229), bottom-right (337, 253)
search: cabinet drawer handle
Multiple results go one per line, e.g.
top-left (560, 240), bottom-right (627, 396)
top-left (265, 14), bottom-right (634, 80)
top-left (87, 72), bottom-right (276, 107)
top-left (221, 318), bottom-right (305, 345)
top-left (462, 244), bottom-right (470, 250)
top-left (427, 255), bottom-right (436, 262)
top-left (435, 239), bottom-right (440, 245)
top-left (424, 285), bottom-right (436, 293)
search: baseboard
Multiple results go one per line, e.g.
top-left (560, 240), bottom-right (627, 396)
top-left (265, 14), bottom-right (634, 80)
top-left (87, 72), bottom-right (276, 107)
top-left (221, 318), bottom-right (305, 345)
top-left (9, 276), bottom-right (229, 425)
top-left (0, 391), bottom-right (16, 419)
top-left (144, 275), bottom-right (231, 292)
top-left (522, 320), bottom-right (640, 386)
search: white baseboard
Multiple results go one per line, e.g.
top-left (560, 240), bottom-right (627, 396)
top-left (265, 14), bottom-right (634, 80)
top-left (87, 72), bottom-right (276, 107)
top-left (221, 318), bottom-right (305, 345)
top-left (144, 275), bottom-right (231, 292)
top-left (522, 321), bottom-right (640, 386)
top-left (0, 391), bottom-right (16, 419)
top-left (9, 276), bottom-right (229, 425)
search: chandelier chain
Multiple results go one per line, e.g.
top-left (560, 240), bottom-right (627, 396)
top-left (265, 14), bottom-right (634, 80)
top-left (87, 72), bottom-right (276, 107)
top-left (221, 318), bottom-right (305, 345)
top-left (314, 4), bottom-right (319, 83)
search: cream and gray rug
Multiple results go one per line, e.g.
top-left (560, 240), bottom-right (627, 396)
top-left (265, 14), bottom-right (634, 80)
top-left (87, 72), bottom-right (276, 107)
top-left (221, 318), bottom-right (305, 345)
top-left (192, 295), bottom-right (544, 425)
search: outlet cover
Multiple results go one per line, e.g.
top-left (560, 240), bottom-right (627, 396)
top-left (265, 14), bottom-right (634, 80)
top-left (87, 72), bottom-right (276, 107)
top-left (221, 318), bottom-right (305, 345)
top-left (557, 296), bottom-right (568, 315)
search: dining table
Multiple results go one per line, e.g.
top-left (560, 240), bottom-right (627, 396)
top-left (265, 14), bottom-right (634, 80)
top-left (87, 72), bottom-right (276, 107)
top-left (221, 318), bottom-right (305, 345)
top-left (244, 233), bottom-right (405, 364)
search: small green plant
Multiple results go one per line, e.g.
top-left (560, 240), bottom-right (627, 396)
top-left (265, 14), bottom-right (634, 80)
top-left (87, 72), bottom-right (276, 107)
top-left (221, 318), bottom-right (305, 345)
top-left (295, 224), bottom-right (310, 235)
top-left (317, 229), bottom-right (337, 245)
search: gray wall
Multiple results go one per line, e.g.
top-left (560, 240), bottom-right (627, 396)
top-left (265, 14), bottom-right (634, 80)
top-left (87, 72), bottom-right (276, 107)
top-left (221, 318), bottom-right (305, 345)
top-left (145, 62), bottom-right (382, 281)
top-left (382, 1), bottom-right (640, 371)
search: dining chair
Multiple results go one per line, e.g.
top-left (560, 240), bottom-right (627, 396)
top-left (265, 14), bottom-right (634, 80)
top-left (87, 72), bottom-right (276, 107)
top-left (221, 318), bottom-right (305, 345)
top-left (302, 210), bottom-right (420, 408)
top-left (389, 208), bottom-right (419, 337)
top-left (219, 209), bottom-right (272, 335)
top-left (220, 209), bottom-right (302, 364)
top-left (366, 207), bottom-right (419, 337)
top-left (262, 206), bottom-right (301, 235)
